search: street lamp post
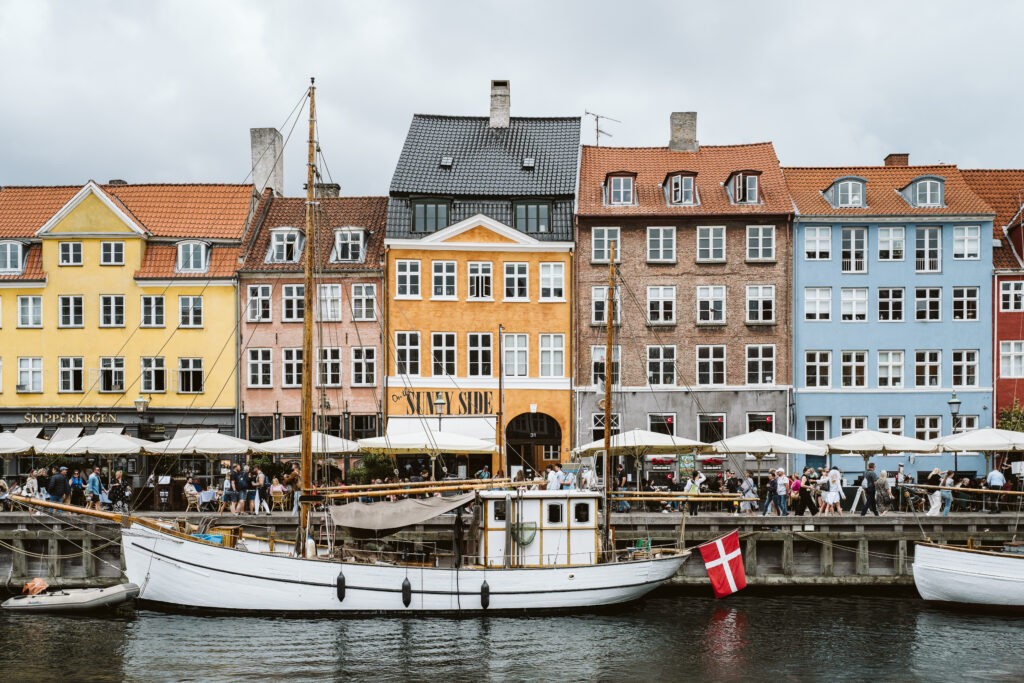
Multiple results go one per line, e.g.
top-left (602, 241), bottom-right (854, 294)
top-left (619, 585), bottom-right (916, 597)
top-left (948, 391), bottom-right (962, 476)
top-left (432, 392), bottom-right (446, 480)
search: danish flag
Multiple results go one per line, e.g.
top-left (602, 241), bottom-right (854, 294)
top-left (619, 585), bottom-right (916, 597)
top-left (697, 530), bottom-right (747, 598)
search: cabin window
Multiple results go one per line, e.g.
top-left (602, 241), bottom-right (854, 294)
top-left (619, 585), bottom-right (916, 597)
top-left (492, 500), bottom-right (506, 521)
top-left (547, 503), bottom-right (563, 524)
top-left (574, 502), bottom-right (591, 523)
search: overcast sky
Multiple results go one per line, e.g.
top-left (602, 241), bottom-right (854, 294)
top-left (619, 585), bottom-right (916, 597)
top-left (2, 0), bottom-right (1022, 196)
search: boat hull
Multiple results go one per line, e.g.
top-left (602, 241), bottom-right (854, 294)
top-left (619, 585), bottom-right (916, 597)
top-left (912, 543), bottom-right (1024, 609)
top-left (122, 524), bottom-right (687, 613)
top-left (1, 583), bottom-right (140, 612)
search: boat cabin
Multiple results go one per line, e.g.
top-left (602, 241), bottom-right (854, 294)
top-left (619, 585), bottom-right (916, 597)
top-left (477, 490), bottom-right (600, 567)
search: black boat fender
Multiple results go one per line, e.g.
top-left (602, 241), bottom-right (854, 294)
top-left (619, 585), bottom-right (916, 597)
top-left (480, 580), bottom-right (490, 609)
top-left (336, 570), bottom-right (345, 602)
top-left (402, 577), bottom-right (411, 607)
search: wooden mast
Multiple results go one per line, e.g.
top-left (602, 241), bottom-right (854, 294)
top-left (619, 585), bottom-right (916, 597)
top-left (601, 241), bottom-right (615, 556)
top-left (299, 78), bottom-right (317, 530)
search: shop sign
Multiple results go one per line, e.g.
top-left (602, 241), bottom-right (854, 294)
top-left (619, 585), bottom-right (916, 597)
top-left (392, 389), bottom-right (495, 416)
top-left (24, 412), bottom-right (118, 425)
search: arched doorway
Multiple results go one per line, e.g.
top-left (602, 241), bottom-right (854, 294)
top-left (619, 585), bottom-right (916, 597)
top-left (505, 413), bottom-right (562, 479)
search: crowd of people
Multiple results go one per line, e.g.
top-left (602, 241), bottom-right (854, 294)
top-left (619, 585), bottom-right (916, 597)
top-left (0, 465), bottom-right (131, 512)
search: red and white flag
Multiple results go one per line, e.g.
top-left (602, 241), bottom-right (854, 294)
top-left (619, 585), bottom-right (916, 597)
top-left (697, 530), bottom-right (747, 598)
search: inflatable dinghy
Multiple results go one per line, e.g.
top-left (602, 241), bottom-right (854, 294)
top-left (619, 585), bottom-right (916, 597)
top-left (2, 583), bottom-right (139, 612)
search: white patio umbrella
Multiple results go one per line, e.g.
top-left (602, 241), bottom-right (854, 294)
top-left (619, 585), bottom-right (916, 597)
top-left (573, 429), bottom-right (710, 457)
top-left (827, 430), bottom-right (938, 473)
top-left (932, 428), bottom-right (1024, 474)
top-left (39, 432), bottom-right (151, 455)
top-left (146, 432), bottom-right (266, 456)
top-left (0, 432), bottom-right (39, 455)
top-left (713, 429), bottom-right (826, 480)
top-left (357, 428), bottom-right (499, 455)
top-left (258, 431), bottom-right (359, 455)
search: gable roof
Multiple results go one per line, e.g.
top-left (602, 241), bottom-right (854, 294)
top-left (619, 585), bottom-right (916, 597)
top-left (783, 165), bottom-right (993, 217)
top-left (577, 142), bottom-right (791, 216)
top-left (37, 181), bottom-right (149, 236)
top-left (961, 169), bottom-right (1024, 270)
top-left (389, 115), bottom-right (581, 197)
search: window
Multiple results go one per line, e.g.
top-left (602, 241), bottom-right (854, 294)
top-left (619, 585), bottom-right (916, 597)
top-left (608, 176), bottom-right (634, 205)
top-left (748, 413), bottom-right (774, 434)
top-left (840, 288), bottom-right (867, 322)
top-left (142, 295), bottom-right (165, 327)
top-left (432, 333), bottom-right (457, 376)
top-left (99, 356), bottom-right (125, 392)
top-left (697, 226), bottom-right (725, 261)
top-left (647, 345), bottom-right (675, 386)
top-left (282, 416), bottom-right (301, 438)
top-left (647, 227), bottom-right (676, 262)
top-left (698, 414), bottom-right (726, 443)
top-left (696, 345), bottom-right (726, 386)
top-left (351, 284), bottom-right (376, 321)
top-left (840, 416), bottom-right (867, 435)
top-left (1002, 281), bottom-right (1024, 311)
top-left (246, 285), bottom-right (271, 322)
top-left (878, 416), bottom-right (903, 436)
top-left (515, 203), bottom-right (550, 233)
top-left (877, 350), bottom-right (904, 388)
top-left (836, 180), bottom-right (864, 207)
top-left (574, 502), bottom-right (592, 524)
top-left (540, 263), bottom-right (564, 300)
top-left (0, 242), bottom-right (23, 272)
top-left (504, 262), bottom-right (528, 300)
top-left (956, 415), bottom-right (979, 434)
top-left (432, 261), bottom-right (457, 299)
top-left (591, 346), bottom-right (621, 385)
top-left (591, 286), bottom-right (620, 325)
top-left (268, 229), bottom-right (303, 263)
top-left (915, 227), bottom-right (941, 272)
top-left (18, 296), bottom-right (41, 327)
top-left (540, 334), bottom-right (565, 378)
top-left (591, 413), bottom-right (621, 442)
top-left (952, 287), bottom-right (979, 321)
top-left (351, 414), bottom-right (379, 440)
top-left (806, 417), bottom-right (829, 442)
top-left (841, 228), bottom-right (867, 273)
top-left (176, 242), bottom-right (208, 272)
top-left (58, 357), bottom-right (83, 393)
top-left (318, 348), bottom-right (342, 387)
top-left (17, 357), bottom-right (42, 392)
top-left (282, 349), bottom-right (303, 388)
top-left (318, 284), bottom-right (342, 321)
top-left (915, 415), bottom-right (941, 441)
top-left (468, 333), bottom-right (492, 377)
top-left (952, 350), bottom-right (978, 387)
top-left (59, 242), bottom-right (82, 266)
top-left (141, 357), bottom-right (165, 393)
top-left (282, 285), bottom-right (304, 322)
top-left (58, 296), bottom-right (83, 328)
top-left (915, 180), bottom-right (942, 207)
top-left (746, 345), bottom-right (775, 385)
top-left (396, 260), bottom-right (421, 298)
top-left (733, 173), bottom-right (759, 204)
top-left (412, 201), bottom-right (449, 233)
top-left (468, 262), bottom-right (493, 300)
top-left (592, 227), bottom-right (620, 262)
top-left (100, 295), bottom-right (124, 327)
top-left (804, 227), bottom-right (831, 260)
top-left (697, 285), bottom-right (726, 324)
top-left (915, 350), bottom-right (941, 387)
top-left (668, 174), bottom-right (696, 205)
top-left (101, 241), bottom-right (124, 265)
top-left (503, 333), bottom-right (528, 377)
top-left (878, 227), bottom-right (905, 260)
top-left (331, 229), bottom-right (364, 262)
top-left (647, 286), bottom-right (676, 324)
top-left (746, 226), bottom-right (775, 261)
top-left (877, 288), bottom-right (904, 322)
top-left (804, 287), bottom-right (832, 321)
top-left (396, 332), bottom-right (420, 375)
top-left (840, 351), bottom-right (867, 388)
top-left (746, 285), bottom-right (775, 324)
top-left (248, 348), bottom-right (272, 388)
top-left (805, 350), bottom-right (831, 388)
top-left (178, 358), bottom-right (204, 393)
top-left (915, 288), bottom-right (941, 321)
top-left (178, 295), bottom-right (203, 328)
top-left (1001, 341), bottom-right (1024, 378)
top-left (649, 413), bottom-right (675, 435)
top-left (546, 503), bottom-right (564, 524)
top-left (351, 347), bottom-right (376, 386)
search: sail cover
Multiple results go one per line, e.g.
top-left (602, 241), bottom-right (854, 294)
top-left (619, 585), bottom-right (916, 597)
top-left (329, 492), bottom-right (476, 537)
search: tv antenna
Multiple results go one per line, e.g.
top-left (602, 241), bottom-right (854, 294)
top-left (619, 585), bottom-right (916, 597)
top-left (585, 111), bottom-right (620, 146)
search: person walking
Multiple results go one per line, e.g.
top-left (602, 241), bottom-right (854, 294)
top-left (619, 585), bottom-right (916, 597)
top-left (986, 464), bottom-right (1006, 514)
top-left (761, 470), bottom-right (777, 516)
top-left (940, 470), bottom-right (955, 516)
top-left (794, 467), bottom-right (819, 516)
top-left (926, 467), bottom-right (943, 516)
top-left (740, 469), bottom-right (758, 515)
top-left (47, 466), bottom-right (70, 505)
top-left (772, 468), bottom-right (790, 516)
top-left (69, 469), bottom-right (86, 506)
top-left (86, 466), bottom-right (103, 510)
top-left (859, 463), bottom-right (880, 516)
top-left (685, 469), bottom-right (706, 517)
top-left (875, 470), bottom-right (893, 515)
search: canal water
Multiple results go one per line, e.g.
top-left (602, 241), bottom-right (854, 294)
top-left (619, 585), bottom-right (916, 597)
top-left (1, 591), bottom-right (1021, 681)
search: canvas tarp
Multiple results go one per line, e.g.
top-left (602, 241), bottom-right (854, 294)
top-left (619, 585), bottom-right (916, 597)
top-left (329, 492), bottom-right (475, 537)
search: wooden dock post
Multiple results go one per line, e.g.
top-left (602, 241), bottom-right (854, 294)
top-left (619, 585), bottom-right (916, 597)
top-left (820, 537), bottom-right (834, 577)
top-left (856, 538), bottom-right (870, 576)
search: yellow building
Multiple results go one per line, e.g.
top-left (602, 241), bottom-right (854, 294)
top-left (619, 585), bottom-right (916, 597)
top-left (384, 215), bottom-right (574, 476)
top-left (0, 181), bottom-right (256, 447)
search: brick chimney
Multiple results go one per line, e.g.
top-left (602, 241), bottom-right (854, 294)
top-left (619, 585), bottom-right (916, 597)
top-left (250, 128), bottom-right (285, 196)
top-left (884, 153), bottom-right (909, 167)
top-left (669, 112), bottom-right (698, 152)
top-left (489, 80), bottom-right (510, 129)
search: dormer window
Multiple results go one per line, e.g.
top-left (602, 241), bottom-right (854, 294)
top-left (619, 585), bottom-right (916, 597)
top-left (667, 173), bottom-right (696, 205)
top-left (176, 241), bottom-right (209, 273)
top-left (608, 175), bottom-right (634, 205)
top-left (0, 241), bottom-right (24, 273)
top-left (412, 200), bottom-right (450, 233)
top-left (331, 228), bottom-right (365, 262)
top-left (836, 180), bottom-right (865, 208)
top-left (915, 179), bottom-right (942, 207)
top-left (732, 172), bottom-right (760, 204)
top-left (267, 228), bottom-right (304, 263)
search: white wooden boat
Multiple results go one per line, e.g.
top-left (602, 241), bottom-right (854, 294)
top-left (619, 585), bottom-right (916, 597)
top-left (912, 542), bottom-right (1024, 609)
top-left (2, 583), bottom-right (140, 612)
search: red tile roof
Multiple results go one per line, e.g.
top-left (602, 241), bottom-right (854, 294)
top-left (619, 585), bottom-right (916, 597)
top-left (135, 244), bottom-right (241, 279)
top-left (0, 245), bottom-right (45, 281)
top-left (783, 166), bottom-right (993, 217)
top-left (578, 143), bottom-right (792, 216)
top-left (240, 196), bottom-right (387, 273)
top-left (962, 169), bottom-right (1024, 270)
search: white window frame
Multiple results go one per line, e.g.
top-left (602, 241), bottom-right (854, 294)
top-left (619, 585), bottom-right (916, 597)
top-left (1001, 341), bottom-right (1024, 378)
top-left (953, 226), bottom-right (980, 259)
top-left (915, 227), bottom-right (941, 273)
top-left (0, 241), bottom-right (24, 273)
top-left (915, 287), bottom-right (942, 322)
top-left (915, 180), bottom-right (942, 207)
top-left (647, 226), bottom-right (676, 262)
top-left (805, 350), bottom-right (831, 388)
top-left (540, 262), bottom-right (565, 301)
top-left (59, 241), bottom-right (82, 266)
top-left (247, 285), bottom-right (271, 322)
top-left (58, 295), bottom-right (83, 328)
top-left (282, 348), bottom-right (303, 388)
top-left (318, 284), bottom-right (343, 322)
top-left (746, 225), bottom-right (776, 261)
top-left (878, 416), bottom-right (904, 436)
top-left (804, 226), bottom-right (831, 260)
top-left (99, 356), bottom-right (125, 393)
top-left (878, 227), bottom-right (905, 261)
top-left (99, 294), bottom-right (125, 328)
top-left (745, 344), bottom-right (775, 385)
top-left (177, 357), bottom-right (204, 394)
top-left (841, 227), bottom-right (867, 273)
top-left (432, 260), bottom-right (457, 300)
top-left (467, 262), bottom-right (493, 301)
top-left (877, 350), bottom-right (904, 388)
top-left (608, 176), bottom-right (634, 205)
top-left (142, 295), bottom-right (165, 328)
top-left (840, 350), bottom-right (867, 388)
top-left (318, 347), bottom-right (343, 388)
top-left (746, 285), bottom-right (775, 324)
top-left (141, 357), bottom-right (166, 393)
top-left (268, 228), bottom-right (304, 263)
top-left (331, 229), bottom-right (365, 263)
top-left (647, 345), bottom-right (676, 386)
top-left (697, 226), bottom-right (726, 262)
top-left (806, 417), bottom-right (830, 442)
top-left (178, 295), bottom-right (203, 328)
top-left (467, 333), bottom-right (493, 377)
top-left (351, 283), bottom-right (377, 321)
top-left (696, 285), bottom-right (726, 325)
top-left (17, 295), bottom-right (42, 328)
top-left (540, 334), bottom-right (565, 378)
top-left (503, 262), bottom-right (529, 301)
top-left (395, 332), bottom-right (420, 376)
top-left (836, 180), bottom-right (864, 208)
top-left (503, 333), bottom-right (528, 378)
top-left (668, 174), bottom-right (695, 205)
top-left (176, 241), bottom-right (208, 273)
top-left (840, 416), bottom-right (868, 436)
top-left (591, 345), bottom-right (621, 386)
top-left (395, 260), bottom-right (421, 299)
top-left (17, 356), bottom-right (42, 393)
top-left (1001, 281), bottom-right (1024, 312)
top-left (952, 286), bottom-right (979, 322)
top-left (247, 348), bottom-right (273, 388)
top-left (915, 415), bottom-right (942, 441)
top-left (840, 288), bottom-right (868, 322)
top-left (914, 350), bottom-right (941, 388)
top-left (591, 286), bottom-right (620, 325)
top-left (877, 288), bottom-right (904, 322)
top-left (432, 332), bottom-right (457, 377)
top-left (58, 356), bottom-right (84, 393)
top-left (591, 227), bottom-right (621, 263)
top-left (952, 349), bottom-right (979, 387)
top-left (100, 241), bottom-right (125, 266)
top-left (696, 345), bottom-right (726, 386)
top-left (647, 285), bottom-right (676, 325)
top-left (282, 284), bottom-right (304, 322)
top-left (351, 347), bottom-right (376, 386)
top-left (804, 287), bottom-right (831, 322)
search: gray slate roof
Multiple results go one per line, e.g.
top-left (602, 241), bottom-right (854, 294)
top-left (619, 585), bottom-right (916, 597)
top-left (389, 115), bottom-right (581, 196)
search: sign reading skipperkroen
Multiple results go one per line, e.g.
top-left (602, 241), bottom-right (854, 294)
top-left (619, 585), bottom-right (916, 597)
top-left (24, 412), bottom-right (118, 424)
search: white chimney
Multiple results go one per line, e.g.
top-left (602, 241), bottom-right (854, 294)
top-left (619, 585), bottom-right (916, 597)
top-left (669, 112), bottom-right (698, 152)
top-left (250, 128), bottom-right (284, 196)
top-left (489, 80), bottom-right (510, 129)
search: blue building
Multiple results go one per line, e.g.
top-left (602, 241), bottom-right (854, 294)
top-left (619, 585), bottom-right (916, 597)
top-left (786, 155), bottom-right (996, 478)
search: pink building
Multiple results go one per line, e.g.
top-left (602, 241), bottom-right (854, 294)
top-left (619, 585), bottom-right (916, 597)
top-left (238, 190), bottom-right (386, 444)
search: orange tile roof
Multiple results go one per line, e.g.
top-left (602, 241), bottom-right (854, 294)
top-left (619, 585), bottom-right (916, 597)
top-left (135, 244), bottom-right (241, 279)
top-left (783, 166), bottom-right (993, 217)
top-left (578, 143), bottom-right (792, 216)
top-left (0, 183), bottom-right (255, 239)
top-left (962, 169), bottom-right (1024, 270)
top-left (0, 245), bottom-right (45, 281)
